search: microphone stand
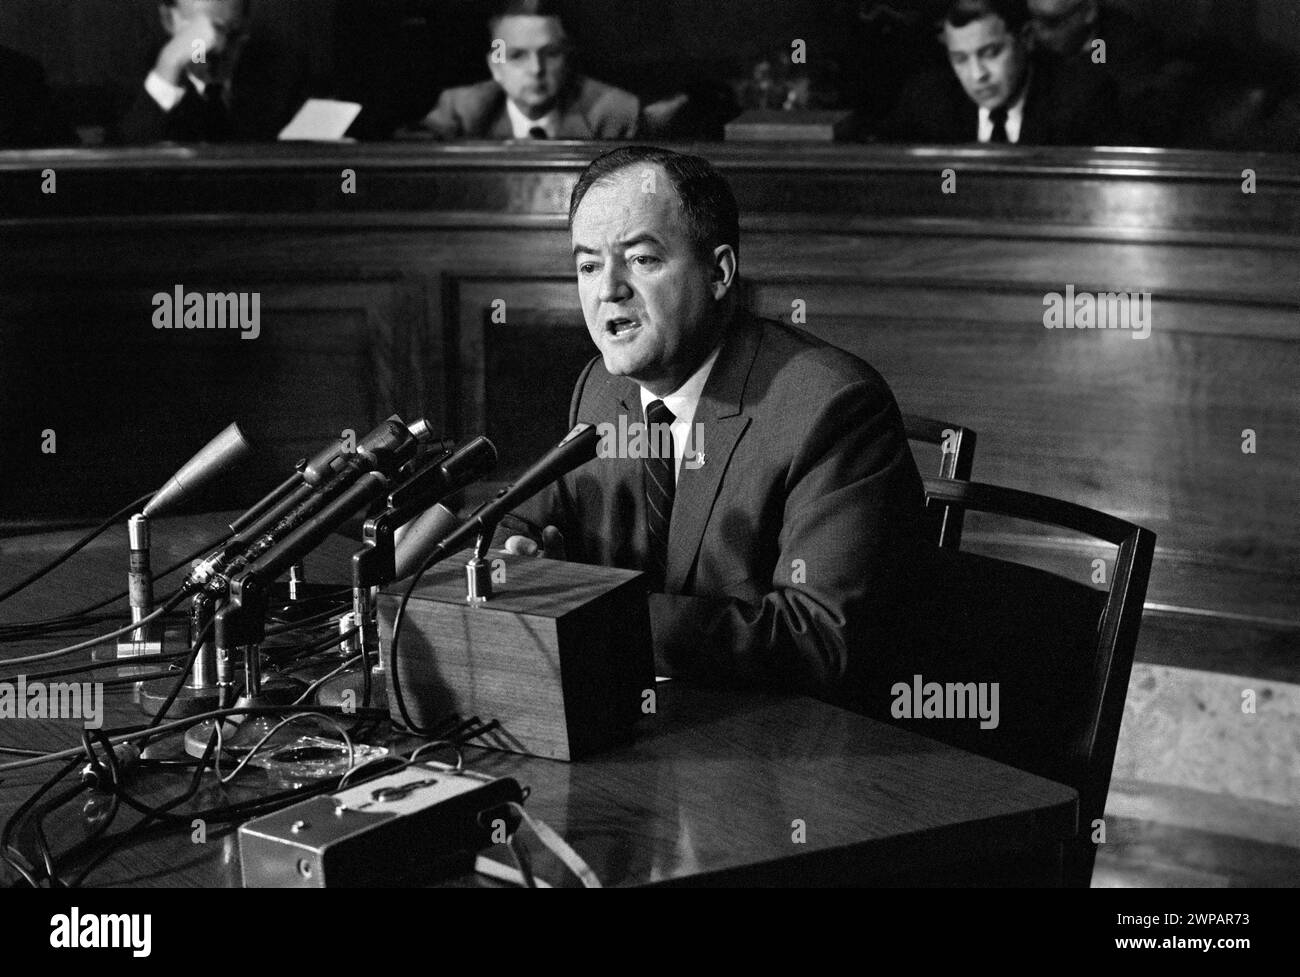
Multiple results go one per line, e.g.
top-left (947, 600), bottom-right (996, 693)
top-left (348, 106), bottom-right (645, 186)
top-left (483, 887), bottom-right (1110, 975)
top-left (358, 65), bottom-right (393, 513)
top-left (183, 470), bottom-right (395, 759)
top-left (315, 435), bottom-right (497, 708)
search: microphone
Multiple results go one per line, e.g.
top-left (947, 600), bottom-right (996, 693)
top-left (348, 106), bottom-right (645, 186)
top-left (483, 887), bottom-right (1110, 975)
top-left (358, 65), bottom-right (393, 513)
top-left (144, 422), bottom-right (251, 518)
top-left (392, 504), bottom-right (459, 581)
top-left (183, 415), bottom-right (435, 595)
top-left (112, 423), bottom-right (251, 662)
top-left (385, 435), bottom-right (498, 580)
top-left (419, 422), bottom-right (598, 572)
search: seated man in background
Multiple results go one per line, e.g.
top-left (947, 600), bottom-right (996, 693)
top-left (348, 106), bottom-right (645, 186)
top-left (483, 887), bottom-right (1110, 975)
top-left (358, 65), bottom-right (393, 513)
top-left (0, 45), bottom-right (75, 147)
top-left (116, 0), bottom-right (305, 143)
top-left (501, 145), bottom-right (925, 703)
top-left (416, 0), bottom-right (640, 140)
top-left (879, 0), bottom-right (1117, 145)
top-left (1028, 0), bottom-right (1185, 145)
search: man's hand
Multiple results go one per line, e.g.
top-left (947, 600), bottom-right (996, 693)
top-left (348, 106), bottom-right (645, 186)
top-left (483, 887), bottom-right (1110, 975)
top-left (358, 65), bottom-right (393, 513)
top-left (155, 14), bottom-right (221, 85)
top-left (503, 525), bottom-right (566, 559)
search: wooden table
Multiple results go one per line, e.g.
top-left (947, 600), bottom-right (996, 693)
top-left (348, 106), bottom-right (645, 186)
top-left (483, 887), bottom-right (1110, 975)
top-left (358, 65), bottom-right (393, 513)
top-left (0, 514), bottom-right (1078, 886)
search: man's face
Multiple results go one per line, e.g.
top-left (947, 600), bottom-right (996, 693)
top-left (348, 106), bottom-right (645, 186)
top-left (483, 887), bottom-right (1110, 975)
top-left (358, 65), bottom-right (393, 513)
top-left (942, 14), bottom-right (1029, 110)
top-left (164, 0), bottom-right (249, 83)
top-left (571, 166), bottom-right (731, 396)
top-left (488, 15), bottom-right (570, 119)
top-left (1029, 0), bottom-right (1097, 56)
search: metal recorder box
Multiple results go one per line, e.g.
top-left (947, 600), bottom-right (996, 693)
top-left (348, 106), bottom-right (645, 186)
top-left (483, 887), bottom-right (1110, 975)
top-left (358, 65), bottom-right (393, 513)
top-left (239, 761), bottom-right (524, 887)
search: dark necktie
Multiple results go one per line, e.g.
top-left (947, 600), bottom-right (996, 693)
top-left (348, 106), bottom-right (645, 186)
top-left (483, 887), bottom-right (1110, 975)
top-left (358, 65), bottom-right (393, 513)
top-left (988, 105), bottom-right (1009, 143)
top-left (201, 84), bottom-right (232, 141)
top-left (643, 399), bottom-right (676, 589)
top-left (528, 126), bottom-right (548, 139)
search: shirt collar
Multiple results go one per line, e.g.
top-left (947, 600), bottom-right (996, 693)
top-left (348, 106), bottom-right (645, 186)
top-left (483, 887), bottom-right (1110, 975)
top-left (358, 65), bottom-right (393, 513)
top-left (979, 72), bottom-right (1030, 140)
top-left (505, 97), bottom-right (560, 139)
top-left (638, 344), bottom-right (721, 425)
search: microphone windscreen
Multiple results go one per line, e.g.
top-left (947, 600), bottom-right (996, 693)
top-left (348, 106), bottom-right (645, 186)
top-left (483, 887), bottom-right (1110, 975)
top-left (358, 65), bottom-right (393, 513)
top-left (392, 503), bottom-right (460, 580)
top-left (144, 422), bottom-right (252, 518)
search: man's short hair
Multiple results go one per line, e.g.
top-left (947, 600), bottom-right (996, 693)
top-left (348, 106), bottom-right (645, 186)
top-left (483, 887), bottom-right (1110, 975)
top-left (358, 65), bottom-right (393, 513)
top-left (944, 0), bottom-right (1031, 34)
top-left (489, 0), bottom-right (567, 37)
top-left (160, 0), bottom-right (251, 9)
top-left (569, 146), bottom-right (741, 260)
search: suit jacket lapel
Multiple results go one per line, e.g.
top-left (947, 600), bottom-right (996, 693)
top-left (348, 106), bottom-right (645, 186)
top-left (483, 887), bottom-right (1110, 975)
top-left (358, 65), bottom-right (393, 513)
top-left (664, 316), bottom-right (760, 592)
top-left (561, 104), bottom-right (595, 139)
top-left (482, 88), bottom-right (513, 139)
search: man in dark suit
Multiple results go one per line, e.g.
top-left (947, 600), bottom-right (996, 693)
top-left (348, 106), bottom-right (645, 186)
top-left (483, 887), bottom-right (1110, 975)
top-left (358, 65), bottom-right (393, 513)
top-left (0, 46), bottom-right (75, 148)
top-left (879, 0), bottom-right (1117, 145)
top-left (115, 0), bottom-right (305, 143)
top-left (417, 0), bottom-right (640, 140)
top-left (1028, 0), bottom-right (1186, 145)
top-left (501, 146), bottom-right (925, 703)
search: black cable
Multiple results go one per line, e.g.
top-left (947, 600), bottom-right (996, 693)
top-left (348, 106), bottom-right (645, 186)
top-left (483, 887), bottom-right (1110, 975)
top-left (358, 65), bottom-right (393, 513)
top-left (0, 757), bottom-right (81, 888)
top-left (32, 780), bottom-right (87, 888)
top-left (70, 728), bottom-right (218, 887)
top-left (388, 551), bottom-right (431, 733)
top-left (361, 627), bottom-right (373, 710)
top-left (143, 619), bottom-right (213, 734)
top-left (0, 533), bottom-right (229, 634)
top-left (268, 626), bottom-right (356, 671)
top-left (0, 649), bottom-right (190, 688)
top-left (97, 669), bottom-right (185, 689)
top-left (264, 603), bottom-right (350, 637)
top-left (0, 493), bottom-right (153, 607)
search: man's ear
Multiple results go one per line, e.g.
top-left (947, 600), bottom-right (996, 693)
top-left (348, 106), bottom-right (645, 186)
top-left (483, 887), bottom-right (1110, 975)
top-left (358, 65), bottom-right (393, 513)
top-left (486, 50), bottom-right (504, 85)
top-left (710, 244), bottom-right (738, 301)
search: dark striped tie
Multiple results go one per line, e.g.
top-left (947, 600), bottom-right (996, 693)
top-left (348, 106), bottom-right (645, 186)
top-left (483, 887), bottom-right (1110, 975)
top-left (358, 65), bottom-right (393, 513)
top-left (643, 399), bottom-right (676, 589)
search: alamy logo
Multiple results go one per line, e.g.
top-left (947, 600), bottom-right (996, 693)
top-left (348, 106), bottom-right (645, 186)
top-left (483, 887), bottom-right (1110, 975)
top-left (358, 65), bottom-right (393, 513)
top-left (50, 908), bottom-right (151, 957)
top-left (152, 285), bottom-right (261, 339)
top-left (596, 416), bottom-right (704, 469)
top-left (891, 674), bottom-right (999, 729)
top-left (1043, 285), bottom-right (1151, 339)
top-left (0, 676), bottom-right (103, 729)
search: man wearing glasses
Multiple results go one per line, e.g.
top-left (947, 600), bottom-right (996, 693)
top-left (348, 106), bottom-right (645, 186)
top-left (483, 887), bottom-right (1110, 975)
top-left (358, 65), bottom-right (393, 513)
top-left (418, 0), bottom-right (641, 140)
top-left (1028, 0), bottom-right (1183, 145)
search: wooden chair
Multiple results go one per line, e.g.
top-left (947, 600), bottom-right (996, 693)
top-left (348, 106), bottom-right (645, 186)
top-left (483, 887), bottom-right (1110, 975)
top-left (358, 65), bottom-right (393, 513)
top-left (863, 478), bottom-right (1155, 887)
top-left (902, 414), bottom-right (977, 549)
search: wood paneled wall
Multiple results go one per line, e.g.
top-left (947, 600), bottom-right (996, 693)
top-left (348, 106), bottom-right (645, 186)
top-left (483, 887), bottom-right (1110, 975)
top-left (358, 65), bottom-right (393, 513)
top-left (0, 143), bottom-right (1295, 648)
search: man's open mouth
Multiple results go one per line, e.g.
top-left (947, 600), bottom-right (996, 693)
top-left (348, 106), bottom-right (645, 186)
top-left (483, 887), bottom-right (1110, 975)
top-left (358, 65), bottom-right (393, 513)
top-left (605, 317), bottom-right (640, 337)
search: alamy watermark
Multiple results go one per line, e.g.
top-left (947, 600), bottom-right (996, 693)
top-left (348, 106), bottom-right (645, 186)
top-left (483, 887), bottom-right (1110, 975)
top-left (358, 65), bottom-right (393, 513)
top-left (1043, 285), bottom-right (1151, 340)
top-left (152, 285), bottom-right (261, 340)
top-left (0, 676), bottom-right (103, 729)
top-left (596, 416), bottom-right (705, 469)
top-left (891, 674), bottom-right (999, 729)
top-left (50, 908), bottom-right (151, 957)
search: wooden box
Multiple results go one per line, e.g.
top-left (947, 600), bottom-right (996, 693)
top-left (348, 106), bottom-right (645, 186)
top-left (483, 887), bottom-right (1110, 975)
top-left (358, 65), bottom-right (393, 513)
top-left (724, 109), bottom-right (854, 141)
top-left (377, 550), bottom-right (653, 761)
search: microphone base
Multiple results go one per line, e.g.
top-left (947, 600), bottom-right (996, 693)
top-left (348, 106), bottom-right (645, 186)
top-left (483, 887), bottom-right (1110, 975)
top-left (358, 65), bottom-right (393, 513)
top-left (136, 678), bottom-right (224, 719)
top-left (180, 679), bottom-right (309, 760)
top-left (266, 581), bottom-right (349, 624)
top-left (90, 619), bottom-right (188, 679)
top-left (313, 667), bottom-right (388, 712)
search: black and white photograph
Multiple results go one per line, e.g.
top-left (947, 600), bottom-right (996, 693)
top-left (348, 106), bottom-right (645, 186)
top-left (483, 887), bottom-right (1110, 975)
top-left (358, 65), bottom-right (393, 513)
top-left (0, 0), bottom-right (1295, 950)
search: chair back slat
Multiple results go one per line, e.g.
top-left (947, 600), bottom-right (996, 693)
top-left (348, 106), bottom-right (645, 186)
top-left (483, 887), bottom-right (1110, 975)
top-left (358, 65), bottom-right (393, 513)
top-left (904, 415), bottom-right (977, 549)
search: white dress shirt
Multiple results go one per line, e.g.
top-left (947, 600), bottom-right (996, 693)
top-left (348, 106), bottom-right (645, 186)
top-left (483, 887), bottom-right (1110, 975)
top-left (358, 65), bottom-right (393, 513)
top-left (505, 97), bottom-right (559, 138)
top-left (638, 345), bottom-right (721, 483)
top-left (145, 70), bottom-right (221, 111)
top-left (978, 82), bottom-right (1028, 143)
